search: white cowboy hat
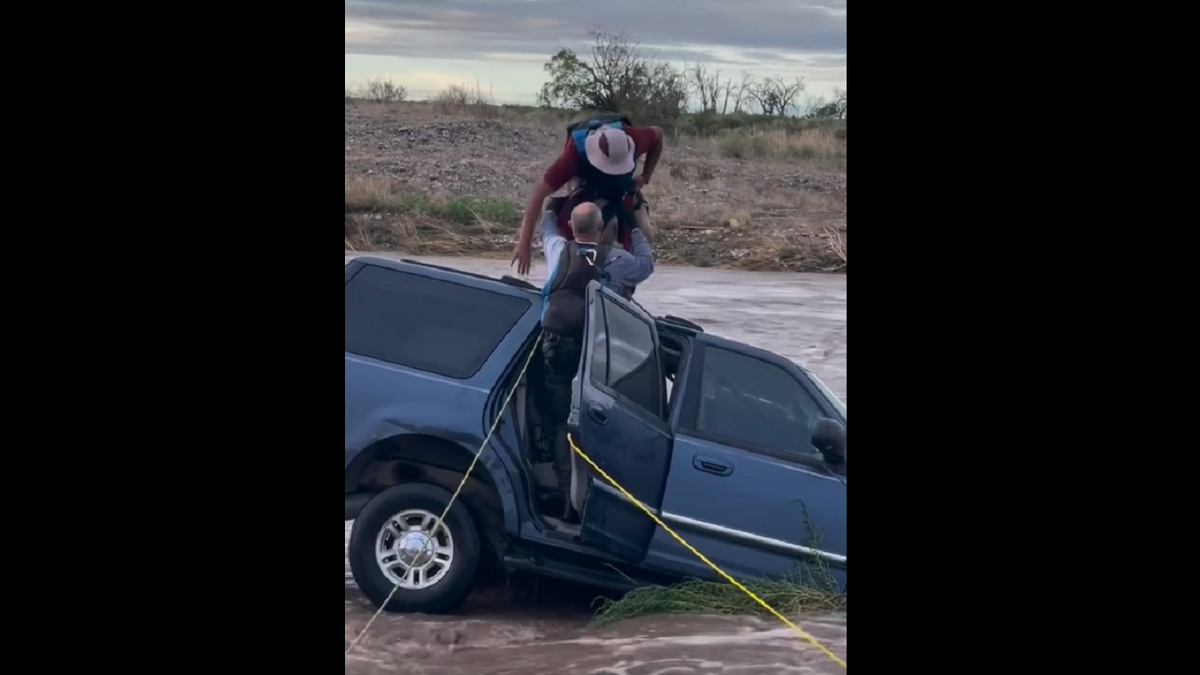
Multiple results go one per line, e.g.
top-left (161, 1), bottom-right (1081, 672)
top-left (583, 127), bottom-right (636, 175)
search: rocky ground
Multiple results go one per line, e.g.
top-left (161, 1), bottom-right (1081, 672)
top-left (345, 103), bottom-right (847, 272)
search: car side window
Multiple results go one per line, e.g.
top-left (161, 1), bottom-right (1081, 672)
top-left (590, 296), bottom-right (663, 417)
top-left (590, 300), bottom-right (609, 384)
top-left (344, 265), bottom-right (530, 380)
top-left (694, 347), bottom-right (825, 459)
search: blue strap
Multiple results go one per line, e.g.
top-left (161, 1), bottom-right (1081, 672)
top-left (570, 120), bottom-right (625, 157)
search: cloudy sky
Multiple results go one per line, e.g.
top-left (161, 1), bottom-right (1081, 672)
top-left (345, 0), bottom-right (847, 106)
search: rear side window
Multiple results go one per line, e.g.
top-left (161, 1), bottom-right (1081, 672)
top-left (345, 265), bottom-right (531, 379)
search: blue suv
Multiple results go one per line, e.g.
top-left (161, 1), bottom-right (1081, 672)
top-left (345, 256), bottom-right (846, 613)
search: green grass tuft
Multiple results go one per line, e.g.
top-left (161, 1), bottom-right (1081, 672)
top-left (591, 575), bottom-right (844, 627)
top-left (590, 509), bottom-right (845, 627)
top-left (363, 194), bottom-right (521, 225)
top-left (591, 555), bottom-right (845, 627)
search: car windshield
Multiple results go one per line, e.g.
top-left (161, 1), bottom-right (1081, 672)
top-left (802, 369), bottom-right (846, 421)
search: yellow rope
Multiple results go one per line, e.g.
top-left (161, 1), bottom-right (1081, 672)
top-left (345, 335), bottom-right (542, 656)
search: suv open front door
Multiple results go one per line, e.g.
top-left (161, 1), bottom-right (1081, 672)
top-left (567, 281), bottom-right (673, 564)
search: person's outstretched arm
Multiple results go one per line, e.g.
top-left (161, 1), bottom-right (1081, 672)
top-left (541, 210), bottom-right (567, 275)
top-left (604, 228), bottom-right (655, 288)
top-left (639, 127), bottom-right (665, 184)
top-left (513, 145), bottom-right (578, 274)
top-left (625, 126), bottom-right (664, 189)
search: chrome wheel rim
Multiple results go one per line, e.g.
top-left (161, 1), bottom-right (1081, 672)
top-left (374, 509), bottom-right (454, 590)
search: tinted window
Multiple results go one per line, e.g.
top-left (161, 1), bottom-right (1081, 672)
top-left (590, 297), bottom-right (662, 416)
top-left (590, 300), bottom-right (609, 384)
top-left (345, 265), bottom-right (531, 379)
top-left (695, 348), bottom-right (825, 458)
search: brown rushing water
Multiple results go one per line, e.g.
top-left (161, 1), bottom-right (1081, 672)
top-left (344, 254), bottom-right (848, 675)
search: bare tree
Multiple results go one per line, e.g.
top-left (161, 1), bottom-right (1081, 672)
top-left (537, 29), bottom-right (689, 120)
top-left (537, 30), bottom-right (647, 111)
top-left (644, 61), bottom-right (690, 120)
top-left (534, 29), bottom-right (821, 120)
top-left (686, 63), bottom-right (724, 113)
top-left (804, 87), bottom-right (847, 119)
top-left (803, 93), bottom-right (826, 117)
top-left (747, 76), bottom-right (805, 116)
top-left (723, 71), bottom-right (755, 114)
top-left (831, 87), bottom-right (847, 119)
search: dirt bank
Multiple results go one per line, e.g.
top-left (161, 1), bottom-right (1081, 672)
top-left (344, 103), bottom-right (847, 272)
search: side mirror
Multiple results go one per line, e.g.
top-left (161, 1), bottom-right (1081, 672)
top-left (812, 418), bottom-right (846, 464)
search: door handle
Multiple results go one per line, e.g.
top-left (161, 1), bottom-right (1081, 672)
top-left (587, 402), bottom-right (609, 425)
top-left (693, 454), bottom-right (733, 476)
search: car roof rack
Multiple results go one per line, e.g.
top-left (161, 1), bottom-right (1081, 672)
top-left (395, 258), bottom-right (702, 332)
top-left (657, 315), bottom-right (705, 333)
top-left (397, 258), bottom-right (539, 293)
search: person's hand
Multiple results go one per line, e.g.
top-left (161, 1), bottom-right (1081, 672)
top-left (632, 176), bottom-right (647, 192)
top-left (510, 238), bottom-right (532, 276)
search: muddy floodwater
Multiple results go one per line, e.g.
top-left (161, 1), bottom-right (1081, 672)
top-left (344, 254), bottom-right (848, 674)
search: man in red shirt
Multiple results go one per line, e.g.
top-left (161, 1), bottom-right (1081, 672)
top-left (511, 119), bottom-right (664, 275)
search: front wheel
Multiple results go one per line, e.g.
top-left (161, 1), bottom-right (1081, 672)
top-left (347, 483), bottom-right (482, 613)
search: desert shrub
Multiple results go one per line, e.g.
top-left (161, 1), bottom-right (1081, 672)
top-left (432, 83), bottom-right (498, 117)
top-left (362, 78), bottom-right (407, 103)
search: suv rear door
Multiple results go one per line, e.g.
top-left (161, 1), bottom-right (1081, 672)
top-left (646, 336), bottom-right (848, 589)
top-left (567, 281), bottom-right (672, 564)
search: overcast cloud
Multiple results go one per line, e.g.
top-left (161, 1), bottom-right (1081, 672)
top-left (345, 0), bottom-right (847, 103)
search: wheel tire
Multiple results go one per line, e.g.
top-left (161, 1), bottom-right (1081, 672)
top-left (348, 483), bottom-right (482, 613)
